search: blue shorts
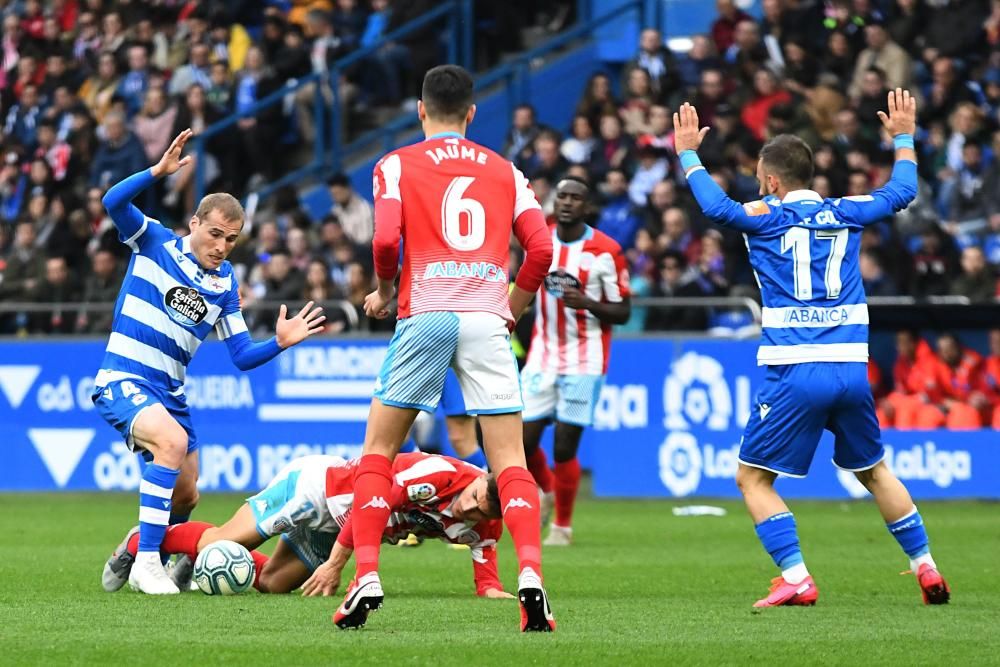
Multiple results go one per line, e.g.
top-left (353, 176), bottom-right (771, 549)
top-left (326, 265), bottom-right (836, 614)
top-left (739, 362), bottom-right (884, 478)
top-left (375, 311), bottom-right (522, 415)
top-left (440, 369), bottom-right (468, 417)
top-left (92, 374), bottom-right (198, 455)
top-left (521, 370), bottom-right (604, 427)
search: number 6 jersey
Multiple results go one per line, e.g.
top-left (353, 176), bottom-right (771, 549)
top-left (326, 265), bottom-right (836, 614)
top-left (371, 132), bottom-right (550, 322)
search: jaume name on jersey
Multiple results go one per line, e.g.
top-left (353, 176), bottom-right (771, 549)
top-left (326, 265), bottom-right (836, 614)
top-left (423, 261), bottom-right (508, 283)
top-left (423, 143), bottom-right (488, 166)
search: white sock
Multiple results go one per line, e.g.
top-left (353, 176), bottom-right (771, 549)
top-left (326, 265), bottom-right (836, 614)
top-left (782, 562), bottom-right (810, 585)
top-left (910, 553), bottom-right (936, 572)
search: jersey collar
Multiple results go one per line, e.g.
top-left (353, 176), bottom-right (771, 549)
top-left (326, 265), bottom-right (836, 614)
top-left (556, 224), bottom-right (594, 245)
top-left (782, 189), bottom-right (823, 204)
top-left (426, 131), bottom-right (465, 140)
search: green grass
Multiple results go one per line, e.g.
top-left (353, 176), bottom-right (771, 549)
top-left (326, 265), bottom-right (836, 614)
top-left (0, 491), bottom-right (997, 666)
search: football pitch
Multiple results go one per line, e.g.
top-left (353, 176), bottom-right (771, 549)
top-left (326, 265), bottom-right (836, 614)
top-left (2, 491), bottom-right (997, 666)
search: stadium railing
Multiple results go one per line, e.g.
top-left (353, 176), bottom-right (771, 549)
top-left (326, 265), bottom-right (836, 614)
top-left (192, 0), bottom-right (475, 204)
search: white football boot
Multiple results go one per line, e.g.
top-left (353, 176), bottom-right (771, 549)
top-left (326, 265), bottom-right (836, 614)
top-left (128, 552), bottom-right (180, 595)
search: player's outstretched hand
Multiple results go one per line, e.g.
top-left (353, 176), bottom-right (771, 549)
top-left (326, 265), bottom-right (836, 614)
top-left (275, 300), bottom-right (326, 348)
top-left (301, 560), bottom-right (342, 597)
top-left (364, 287), bottom-right (393, 319)
top-left (672, 102), bottom-right (710, 154)
top-left (483, 587), bottom-right (515, 599)
top-left (151, 128), bottom-right (194, 178)
top-left (876, 88), bottom-right (916, 137)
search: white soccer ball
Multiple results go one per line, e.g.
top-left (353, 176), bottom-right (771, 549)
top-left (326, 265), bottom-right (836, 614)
top-left (193, 540), bottom-right (255, 595)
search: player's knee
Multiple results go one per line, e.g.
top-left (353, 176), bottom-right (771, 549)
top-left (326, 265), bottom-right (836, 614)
top-left (150, 424), bottom-right (189, 467)
top-left (256, 568), bottom-right (288, 594)
top-left (735, 465), bottom-right (771, 494)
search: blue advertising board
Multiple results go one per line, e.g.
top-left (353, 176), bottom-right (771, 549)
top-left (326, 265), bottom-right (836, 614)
top-left (587, 339), bottom-right (1000, 500)
top-left (1, 338), bottom-right (996, 499)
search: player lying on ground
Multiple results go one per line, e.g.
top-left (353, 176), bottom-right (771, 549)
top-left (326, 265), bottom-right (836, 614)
top-left (675, 89), bottom-right (949, 607)
top-left (342, 64), bottom-right (555, 632)
top-left (520, 176), bottom-right (631, 546)
top-left (92, 130), bottom-right (324, 595)
top-left (102, 453), bottom-right (512, 598)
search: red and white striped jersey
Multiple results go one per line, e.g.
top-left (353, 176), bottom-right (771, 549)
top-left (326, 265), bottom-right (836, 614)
top-left (371, 133), bottom-right (546, 322)
top-left (525, 225), bottom-right (630, 375)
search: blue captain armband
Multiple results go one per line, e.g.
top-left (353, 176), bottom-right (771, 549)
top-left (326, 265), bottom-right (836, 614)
top-left (679, 150), bottom-right (702, 172)
top-left (893, 133), bottom-right (914, 150)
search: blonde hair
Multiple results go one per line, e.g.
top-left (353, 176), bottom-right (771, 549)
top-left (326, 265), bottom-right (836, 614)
top-left (195, 192), bottom-right (245, 224)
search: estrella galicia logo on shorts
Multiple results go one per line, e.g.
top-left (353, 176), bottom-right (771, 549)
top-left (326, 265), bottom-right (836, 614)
top-left (164, 286), bottom-right (209, 327)
top-left (407, 483), bottom-right (436, 502)
top-left (544, 271), bottom-right (581, 298)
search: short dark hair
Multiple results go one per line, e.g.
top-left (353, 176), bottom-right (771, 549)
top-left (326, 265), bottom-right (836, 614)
top-left (484, 475), bottom-right (501, 519)
top-left (557, 175), bottom-right (591, 191)
top-left (327, 172), bottom-right (350, 188)
top-left (759, 134), bottom-right (814, 189)
top-left (421, 65), bottom-right (474, 122)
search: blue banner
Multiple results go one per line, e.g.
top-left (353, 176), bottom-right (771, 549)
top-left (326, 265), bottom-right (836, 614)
top-left (1, 339), bottom-right (996, 498)
top-left (587, 339), bottom-right (999, 499)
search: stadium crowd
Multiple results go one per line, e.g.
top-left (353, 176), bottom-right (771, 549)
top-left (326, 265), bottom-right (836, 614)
top-left (1, 0), bottom-right (1000, 428)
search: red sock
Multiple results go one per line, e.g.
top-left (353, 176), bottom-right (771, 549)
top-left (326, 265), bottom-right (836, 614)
top-left (351, 454), bottom-right (394, 578)
top-left (251, 550), bottom-right (269, 590)
top-left (497, 466), bottom-right (542, 577)
top-left (553, 458), bottom-right (581, 528)
top-left (127, 521), bottom-right (213, 559)
top-left (526, 448), bottom-right (554, 494)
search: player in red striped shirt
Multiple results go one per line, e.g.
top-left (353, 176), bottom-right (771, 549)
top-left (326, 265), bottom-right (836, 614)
top-left (521, 177), bottom-right (631, 545)
top-left (336, 65), bottom-right (555, 632)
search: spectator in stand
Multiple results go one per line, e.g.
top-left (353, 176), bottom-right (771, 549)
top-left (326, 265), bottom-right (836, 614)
top-left (525, 130), bottom-right (568, 183)
top-left (638, 104), bottom-right (672, 152)
top-left (234, 45), bottom-right (283, 187)
top-left (951, 246), bottom-right (996, 303)
top-left (911, 224), bottom-right (960, 296)
top-left (4, 83), bottom-right (43, 151)
top-left (695, 229), bottom-right (729, 296)
top-left (0, 220), bottom-right (44, 311)
top-left (983, 328), bottom-right (1000, 427)
top-left (944, 141), bottom-right (989, 236)
top-left (628, 139), bottom-right (669, 207)
top-left (860, 248), bottom-right (899, 296)
top-left (133, 87), bottom-right (178, 164)
top-left (644, 249), bottom-right (709, 331)
top-left (166, 83), bottom-right (227, 210)
top-left (560, 114), bottom-right (598, 167)
top-left (576, 72), bottom-right (618, 129)
top-left (30, 255), bottom-right (79, 334)
top-left (207, 60), bottom-right (234, 111)
top-left (693, 69), bottom-right (727, 128)
top-left (676, 34), bottom-right (722, 91)
top-left (303, 257), bottom-right (343, 302)
top-left (327, 173), bottom-right (374, 245)
top-left (726, 20), bottom-right (770, 84)
top-left (711, 0), bottom-right (752, 54)
top-left (620, 67), bottom-right (656, 136)
top-left (823, 30), bottom-right (855, 83)
top-left (853, 67), bottom-right (891, 140)
top-left (781, 37), bottom-right (821, 96)
top-left (623, 28), bottom-right (680, 105)
top-left (596, 168), bottom-right (641, 249)
top-left (168, 42), bottom-right (212, 97)
top-left (116, 44), bottom-right (152, 119)
top-left (33, 118), bottom-right (71, 184)
top-left (79, 52), bottom-right (121, 125)
top-left (99, 11), bottom-right (127, 62)
top-left (333, 0), bottom-right (368, 51)
top-left (658, 206), bottom-right (702, 267)
top-left (741, 68), bottom-right (791, 142)
top-left (592, 113), bottom-right (633, 180)
top-left (77, 249), bottom-right (120, 334)
top-left (503, 104), bottom-right (542, 166)
top-left (73, 11), bottom-right (102, 70)
top-left (879, 329), bottom-right (940, 429)
top-left (849, 19), bottom-right (911, 98)
top-left (920, 57), bottom-right (980, 127)
top-left (286, 227), bottom-right (312, 273)
top-left (89, 111), bottom-right (146, 190)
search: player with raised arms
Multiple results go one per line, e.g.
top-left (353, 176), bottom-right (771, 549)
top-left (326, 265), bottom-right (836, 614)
top-left (92, 129), bottom-right (325, 595)
top-left (521, 176), bottom-right (631, 545)
top-left (335, 65), bottom-right (555, 631)
top-left (674, 90), bottom-right (950, 607)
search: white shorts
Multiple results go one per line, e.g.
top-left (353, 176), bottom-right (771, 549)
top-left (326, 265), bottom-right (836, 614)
top-left (374, 311), bottom-right (522, 414)
top-left (521, 369), bottom-right (605, 427)
top-left (247, 455), bottom-right (347, 538)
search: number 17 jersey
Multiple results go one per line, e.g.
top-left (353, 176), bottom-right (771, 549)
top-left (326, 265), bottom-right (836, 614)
top-left (372, 134), bottom-right (541, 321)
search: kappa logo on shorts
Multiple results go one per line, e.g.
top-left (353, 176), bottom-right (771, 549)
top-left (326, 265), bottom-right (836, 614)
top-left (164, 286), bottom-right (209, 327)
top-left (503, 497), bottom-right (533, 514)
top-left (406, 483), bottom-right (436, 502)
top-left (361, 496), bottom-right (390, 510)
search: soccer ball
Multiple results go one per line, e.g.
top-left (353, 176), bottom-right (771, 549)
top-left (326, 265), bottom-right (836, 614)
top-left (193, 540), bottom-right (255, 595)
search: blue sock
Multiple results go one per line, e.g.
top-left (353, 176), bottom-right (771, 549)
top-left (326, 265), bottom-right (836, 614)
top-left (460, 449), bottom-right (488, 470)
top-left (399, 438), bottom-right (419, 453)
top-left (754, 512), bottom-right (804, 569)
top-left (138, 464), bottom-right (180, 554)
top-left (887, 507), bottom-right (929, 559)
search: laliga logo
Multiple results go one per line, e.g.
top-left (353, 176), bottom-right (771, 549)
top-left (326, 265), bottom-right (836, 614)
top-left (658, 432), bottom-right (702, 497)
top-left (663, 352), bottom-right (745, 431)
top-left (836, 442), bottom-right (972, 497)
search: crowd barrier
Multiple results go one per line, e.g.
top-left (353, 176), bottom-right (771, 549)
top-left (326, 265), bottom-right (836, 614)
top-left (0, 339), bottom-right (995, 499)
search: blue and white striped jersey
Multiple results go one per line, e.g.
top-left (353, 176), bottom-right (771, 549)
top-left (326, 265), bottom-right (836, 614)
top-left (686, 159), bottom-right (917, 366)
top-left (95, 169), bottom-right (281, 395)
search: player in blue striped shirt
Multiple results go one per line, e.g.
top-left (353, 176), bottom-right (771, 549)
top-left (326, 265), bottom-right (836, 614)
top-left (93, 129), bottom-right (326, 594)
top-left (676, 90), bottom-right (950, 607)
